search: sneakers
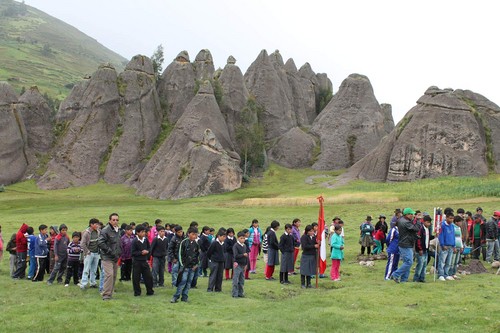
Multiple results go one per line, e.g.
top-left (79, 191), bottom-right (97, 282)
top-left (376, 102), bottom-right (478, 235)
top-left (47, 281), bottom-right (53, 286)
top-left (64, 284), bottom-right (69, 287)
top-left (170, 297), bottom-right (178, 303)
top-left (438, 276), bottom-right (446, 281)
top-left (453, 275), bottom-right (461, 280)
top-left (445, 276), bottom-right (455, 281)
top-left (333, 278), bottom-right (341, 282)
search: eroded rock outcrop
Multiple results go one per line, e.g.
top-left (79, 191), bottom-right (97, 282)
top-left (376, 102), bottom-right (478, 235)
top-left (218, 56), bottom-right (249, 143)
top-left (267, 127), bottom-right (317, 168)
top-left (0, 82), bottom-right (27, 185)
top-left (135, 81), bottom-right (242, 199)
top-left (103, 55), bottom-right (163, 184)
top-left (56, 77), bottom-right (91, 123)
top-left (37, 64), bottom-right (121, 189)
top-left (311, 74), bottom-right (390, 170)
top-left (158, 50), bottom-right (196, 124)
top-left (193, 49), bottom-right (215, 81)
top-left (343, 86), bottom-right (497, 182)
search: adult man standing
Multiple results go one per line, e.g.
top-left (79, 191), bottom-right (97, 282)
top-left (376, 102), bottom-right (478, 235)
top-left (485, 211), bottom-right (500, 263)
top-left (98, 213), bottom-right (122, 300)
top-left (390, 208), bottom-right (419, 283)
top-left (79, 218), bottom-right (101, 289)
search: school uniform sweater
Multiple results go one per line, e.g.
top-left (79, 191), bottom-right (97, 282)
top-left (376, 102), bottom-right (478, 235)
top-left (207, 240), bottom-right (226, 262)
top-left (278, 232), bottom-right (294, 253)
top-left (131, 237), bottom-right (151, 262)
top-left (233, 241), bottom-right (248, 266)
top-left (150, 236), bottom-right (169, 257)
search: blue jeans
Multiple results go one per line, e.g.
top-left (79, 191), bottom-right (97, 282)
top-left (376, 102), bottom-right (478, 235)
top-left (391, 247), bottom-right (413, 282)
top-left (171, 262), bottom-right (179, 287)
top-left (413, 251), bottom-right (428, 282)
top-left (80, 252), bottom-right (100, 287)
top-left (173, 267), bottom-right (196, 301)
top-left (28, 255), bottom-right (37, 279)
top-left (438, 246), bottom-right (453, 278)
top-left (486, 239), bottom-right (499, 263)
top-left (448, 250), bottom-right (461, 276)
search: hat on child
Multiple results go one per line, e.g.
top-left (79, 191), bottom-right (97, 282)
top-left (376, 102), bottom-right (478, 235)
top-left (493, 211), bottom-right (500, 217)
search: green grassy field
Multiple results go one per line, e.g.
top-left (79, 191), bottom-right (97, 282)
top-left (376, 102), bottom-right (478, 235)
top-left (1, 165), bottom-right (500, 332)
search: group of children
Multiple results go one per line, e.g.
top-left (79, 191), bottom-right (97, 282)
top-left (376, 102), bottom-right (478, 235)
top-left (2, 216), bottom-right (349, 302)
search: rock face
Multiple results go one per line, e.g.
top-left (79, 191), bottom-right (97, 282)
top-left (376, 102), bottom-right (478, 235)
top-left (0, 82), bottom-right (28, 185)
top-left (158, 51), bottom-right (196, 124)
top-left (37, 64), bottom-right (121, 189)
top-left (135, 81), bottom-right (242, 199)
top-left (218, 56), bottom-right (249, 143)
top-left (344, 87), bottom-right (497, 182)
top-left (244, 50), bottom-right (294, 140)
top-left (104, 55), bottom-right (163, 184)
top-left (311, 74), bottom-right (390, 170)
top-left (18, 86), bottom-right (53, 155)
top-left (56, 77), bottom-right (91, 123)
top-left (193, 49), bottom-right (215, 81)
top-left (267, 127), bottom-right (317, 168)
top-left (381, 103), bottom-right (395, 134)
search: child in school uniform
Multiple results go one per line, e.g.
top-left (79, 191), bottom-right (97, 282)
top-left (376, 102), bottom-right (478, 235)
top-left (300, 225), bottom-right (317, 288)
top-left (330, 224), bottom-right (345, 281)
top-left (65, 232), bottom-right (82, 287)
top-left (171, 227), bottom-right (200, 303)
top-left (265, 220), bottom-right (280, 280)
top-left (224, 228), bottom-right (235, 280)
top-left (131, 225), bottom-right (154, 297)
top-left (278, 224), bottom-right (294, 284)
top-left (120, 225), bottom-right (134, 281)
top-left (232, 231), bottom-right (248, 298)
top-left (243, 229), bottom-right (251, 280)
top-left (207, 228), bottom-right (226, 292)
top-left (151, 226), bottom-right (169, 288)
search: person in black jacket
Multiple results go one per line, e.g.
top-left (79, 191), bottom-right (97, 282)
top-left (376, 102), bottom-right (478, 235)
top-left (300, 225), bottom-right (317, 288)
top-left (206, 228), bottom-right (226, 292)
top-left (224, 228), bottom-right (235, 280)
top-left (264, 221), bottom-right (280, 280)
top-left (97, 213), bottom-right (122, 300)
top-left (199, 226), bottom-right (211, 278)
top-left (151, 226), bottom-right (168, 288)
top-left (131, 225), bottom-right (154, 297)
top-left (279, 224), bottom-right (294, 284)
top-left (167, 226), bottom-right (184, 287)
top-left (171, 227), bottom-right (199, 303)
top-left (232, 231), bottom-right (248, 298)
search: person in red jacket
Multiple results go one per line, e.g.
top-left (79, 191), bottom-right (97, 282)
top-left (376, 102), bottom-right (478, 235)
top-left (12, 223), bottom-right (29, 279)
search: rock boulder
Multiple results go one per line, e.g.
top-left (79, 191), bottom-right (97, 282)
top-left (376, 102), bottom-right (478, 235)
top-left (267, 127), bottom-right (317, 168)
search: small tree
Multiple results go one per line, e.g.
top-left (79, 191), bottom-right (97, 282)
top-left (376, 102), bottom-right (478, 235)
top-left (235, 97), bottom-right (266, 179)
top-left (151, 44), bottom-right (164, 81)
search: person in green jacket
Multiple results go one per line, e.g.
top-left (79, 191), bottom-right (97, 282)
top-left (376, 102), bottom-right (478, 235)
top-left (330, 225), bottom-right (344, 281)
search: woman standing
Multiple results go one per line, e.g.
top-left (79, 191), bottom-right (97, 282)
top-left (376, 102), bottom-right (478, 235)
top-left (300, 225), bottom-right (318, 288)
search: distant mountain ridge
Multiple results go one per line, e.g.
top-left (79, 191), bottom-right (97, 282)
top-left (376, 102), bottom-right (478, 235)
top-left (0, 0), bottom-right (127, 102)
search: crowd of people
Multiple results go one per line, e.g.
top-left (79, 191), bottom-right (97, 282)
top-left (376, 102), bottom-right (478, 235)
top-left (1, 205), bottom-right (498, 301)
top-left (360, 207), bottom-right (500, 283)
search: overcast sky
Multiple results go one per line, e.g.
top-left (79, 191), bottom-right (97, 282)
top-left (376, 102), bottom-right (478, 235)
top-left (25, 0), bottom-right (500, 123)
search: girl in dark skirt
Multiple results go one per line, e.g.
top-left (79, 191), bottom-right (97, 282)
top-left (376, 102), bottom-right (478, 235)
top-left (279, 224), bottom-right (294, 284)
top-left (300, 225), bottom-right (318, 288)
top-left (265, 220), bottom-right (280, 280)
top-left (224, 228), bottom-right (235, 280)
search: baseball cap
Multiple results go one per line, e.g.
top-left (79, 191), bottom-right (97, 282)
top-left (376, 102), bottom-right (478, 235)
top-left (403, 208), bottom-right (416, 215)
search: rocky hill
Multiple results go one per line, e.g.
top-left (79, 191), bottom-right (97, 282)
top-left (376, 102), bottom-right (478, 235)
top-left (342, 86), bottom-right (500, 182)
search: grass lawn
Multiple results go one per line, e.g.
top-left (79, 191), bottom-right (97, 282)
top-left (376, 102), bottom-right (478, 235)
top-left (1, 165), bottom-right (500, 332)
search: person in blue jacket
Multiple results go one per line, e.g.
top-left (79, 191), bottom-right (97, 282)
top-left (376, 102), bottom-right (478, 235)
top-left (32, 225), bottom-right (50, 282)
top-left (438, 213), bottom-right (456, 281)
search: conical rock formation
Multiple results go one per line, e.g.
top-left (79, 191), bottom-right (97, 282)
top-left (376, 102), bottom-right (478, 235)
top-left (135, 81), bottom-right (242, 199)
top-left (103, 55), bottom-right (163, 184)
top-left (311, 74), bottom-right (390, 170)
top-left (37, 64), bottom-right (121, 189)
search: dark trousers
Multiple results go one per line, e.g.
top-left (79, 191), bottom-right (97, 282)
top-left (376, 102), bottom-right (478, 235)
top-left (12, 252), bottom-right (27, 278)
top-left (65, 260), bottom-right (80, 285)
top-left (361, 246), bottom-right (371, 255)
top-left (48, 257), bottom-right (67, 283)
top-left (207, 261), bottom-right (224, 292)
top-left (132, 260), bottom-right (154, 296)
top-left (472, 239), bottom-right (486, 260)
top-left (32, 257), bottom-right (47, 281)
top-left (120, 258), bottom-right (132, 281)
top-left (152, 256), bottom-right (166, 286)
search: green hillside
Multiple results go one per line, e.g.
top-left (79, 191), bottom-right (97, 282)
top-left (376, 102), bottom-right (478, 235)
top-left (0, 0), bottom-right (127, 105)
